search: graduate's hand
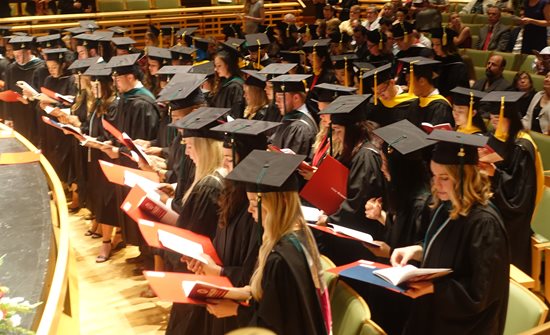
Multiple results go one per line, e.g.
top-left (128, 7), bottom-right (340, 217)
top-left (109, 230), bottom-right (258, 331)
top-left (365, 197), bottom-right (384, 223)
top-left (363, 241), bottom-right (391, 258)
top-left (157, 183), bottom-right (175, 197)
top-left (298, 166), bottom-right (317, 180)
top-left (206, 299), bottom-right (239, 318)
top-left (101, 145), bottom-right (120, 159)
top-left (144, 146), bottom-right (162, 156)
top-left (390, 245), bottom-right (423, 267)
top-left (134, 139), bottom-right (151, 149)
top-left (316, 215), bottom-right (328, 226)
top-left (187, 254), bottom-right (222, 276)
top-left (478, 162), bottom-right (496, 177)
top-left (403, 281), bottom-right (434, 299)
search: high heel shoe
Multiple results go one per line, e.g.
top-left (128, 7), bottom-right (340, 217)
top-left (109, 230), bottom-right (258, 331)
top-left (111, 231), bottom-right (126, 252)
top-left (84, 222), bottom-right (102, 239)
top-left (96, 240), bottom-right (112, 263)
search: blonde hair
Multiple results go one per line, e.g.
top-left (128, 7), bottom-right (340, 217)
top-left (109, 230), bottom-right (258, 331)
top-left (431, 164), bottom-right (492, 219)
top-left (72, 75), bottom-right (94, 116)
top-left (250, 191), bottom-right (321, 300)
top-left (312, 123), bottom-right (342, 157)
top-left (182, 137), bottom-right (224, 203)
top-left (244, 84), bottom-right (269, 119)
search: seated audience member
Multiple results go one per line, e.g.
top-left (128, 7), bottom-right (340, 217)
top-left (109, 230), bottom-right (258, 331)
top-left (474, 5), bottom-right (510, 51)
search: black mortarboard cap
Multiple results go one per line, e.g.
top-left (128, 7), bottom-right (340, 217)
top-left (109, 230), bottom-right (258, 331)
top-left (169, 45), bottom-right (197, 61)
top-left (176, 27), bottom-right (198, 40)
top-left (480, 91), bottom-right (525, 118)
top-left (190, 61), bottom-right (215, 77)
top-left (354, 62), bottom-right (375, 73)
top-left (83, 63), bottom-right (112, 78)
top-left (157, 65), bottom-right (192, 76)
top-left (428, 130), bottom-right (488, 165)
top-left (391, 21), bottom-right (414, 39)
top-left (303, 39), bottom-right (331, 56)
top-left (319, 94), bottom-right (370, 125)
top-left (260, 63), bottom-right (297, 77)
top-left (148, 25), bottom-right (160, 38)
top-left (450, 87), bottom-right (486, 107)
top-left (279, 51), bottom-right (303, 64)
top-left (157, 73), bottom-right (206, 109)
top-left (105, 53), bottom-right (141, 75)
top-left (160, 25), bottom-right (176, 36)
top-left (222, 24), bottom-right (243, 39)
top-left (192, 37), bottom-right (214, 52)
top-left (68, 56), bottom-right (101, 73)
top-left (242, 69), bottom-right (268, 88)
top-left (269, 74), bottom-right (311, 93)
top-left (147, 46), bottom-right (172, 65)
top-left (64, 27), bottom-right (89, 36)
top-left (226, 150), bottom-right (305, 193)
top-left (43, 48), bottom-right (68, 62)
top-left (399, 56), bottom-right (441, 80)
top-left (313, 83), bottom-right (357, 103)
top-left (365, 29), bottom-right (387, 48)
top-left (277, 22), bottom-right (299, 37)
top-left (245, 33), bottom-right (270, 51)
top-left (36, 34), bottom-right (62, 48)
top-left (80, 20), bottom-right (99, 31)
top-left (108, 26), bottom-right (128, 35)
top-left (9, 36), bottom-right (33, 50)
top-left (220, 37), bottom-right (245, 57)
top-left (211, 119), bottom-right (280, 137)
top-left (0, 26), bottom-right (11, 37)
top-left (111, 37), bottom-right (136, 50)
top-left (297, 24), bottom-right (318, 39)
top-left (171, 106), bottom-right (230, 139)
top-left (93, 30), bottom-right (114, 41)
top-left (331, 53), bottom-right (358, 70)
top-left (74, 33), bottom-right (102, 49)
top-left (373, 119), bottom-right (434, 155)
top-left (361, 63), bottom-right (393, 89)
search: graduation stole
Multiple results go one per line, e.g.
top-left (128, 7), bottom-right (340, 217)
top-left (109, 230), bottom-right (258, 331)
top-left (457, 125), bottom-right (482, 135)
top-left (518, 131), bottom-right (545, 208)
top-left (419, 94), bottom-right (451, 108)
top-left (379, 92), bottom-right (417, 108)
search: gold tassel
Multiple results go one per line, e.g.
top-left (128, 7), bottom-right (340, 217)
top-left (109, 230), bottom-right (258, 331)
top-left (465, 92), bottom-right (474, 131)
top-left (159, 30), bottom-right (163, 48)
top-left (379, 31), bottom-right (383, 49)
top-left (313, 42), bottom-right (320, 76)
top-left (495, 96), bottom-right (508, 142)
top-left (181, 31), bottom-right (186, 47)
top-left (305, 24), bottom-right (311, 39)
top-left (442, 27), bottom-right (447, 46)
top-left (257, 39), bottom-right (261, 70)
top-left (170, 27), bottom-right (174, 47)
top-left (344, 57), bottom-right (349, 87)
top-left (374, 71), bottom-right (378, 106)
top-left (286, 25), bottom-right (290, 38)
top-left (408, 62), bottom-right (415, 94)
top-left (302, 79), bottom-right (308, 93)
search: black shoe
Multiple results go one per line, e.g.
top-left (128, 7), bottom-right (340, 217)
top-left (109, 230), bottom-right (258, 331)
top-left (126, 254), bottom-right (145, 264)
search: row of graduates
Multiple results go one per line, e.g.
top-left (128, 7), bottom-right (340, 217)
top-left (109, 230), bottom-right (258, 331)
top-left (0, 23), bottom-right (540, 334)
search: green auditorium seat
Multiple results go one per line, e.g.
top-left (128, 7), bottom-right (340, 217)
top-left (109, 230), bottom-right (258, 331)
top-left (474, 66), bottom-right (486, 81)
top-left (127, 0), bottom-right (150, 10)
top-left (520, 54), bottom-right (537, 74)
top-left (492, 51), bottom-right (520, 71)
top-left (154, 0), bottom-right (181, 8)
top-left (459, 13), bottom-right (475, 24)
top-left (467, 24), bottom-right (482, 38)
top-left (531, 74), bottom-right (544, 91)
top-left (530, 185), bottom-right (550, 295)
top-left (464, 48), bottom-right (491, 67)
top-left (503, 280), bottom-right (548, 335)
top-left (320, 254), bottom-right (338, 295)
top-left (97, 0), bottom-right (125, 11)
top-left (473, 14), bottom-right (488, 24)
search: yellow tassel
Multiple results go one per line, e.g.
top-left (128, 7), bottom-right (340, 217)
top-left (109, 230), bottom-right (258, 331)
top-left (495, 96), bottom-right (508, 142)
top-left (442, 27), bottom-right (447, 46)
top-left (302, 79), bottom-right (308, 93)
top-left (408, 62), bottom-right (415, 94)
top-left (159, 30), bottom-right (163, 48)
top-left (313, 42), bottom-right (320, 76)
top-left (170, 27), bottom-right (174, 47)
top-left (465, 92), bottom-right (474, 131)
top-left (344, 57), bottom-right (349, 87)
top-left (379, 31), bottom-right (383, 49)
top-left (181, 31), bottom-right (186, 47)
top-left (305, 24), bottom-right (311, 39)
top-left (257, 39), bottom-right (261, 70)
top-left (374, 71), bottom-right (378, 106)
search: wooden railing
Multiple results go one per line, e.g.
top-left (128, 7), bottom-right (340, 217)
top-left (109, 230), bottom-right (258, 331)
top-left (0, 3), bottom-right (304, 45)
top-left (0, 123), bottom-right (79, 335)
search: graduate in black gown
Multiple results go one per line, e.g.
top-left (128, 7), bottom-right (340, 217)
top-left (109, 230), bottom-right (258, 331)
top-left (209, 150), bottom-right (331, 335)
top-left (303, 39), bottom-right (335, 117)
top-left (315, 95), bottom-right (387, 265)
top-left (269, 74), bottom-right (318, 157)
top-left (391, 131), bottom-right (510, 335)
top-left (450, 87), bottom-right (487, 135)
top-left (364, 29), bottom-right (393, 68)
top-left (166, 119), bottom-right (278, 335)
top-left (241, 70), bottom-right (280, 123)
top-left (243, 33), bottom-right (273, 71)
top-left (209, 51), bottom-right (245, 119)
top-left (401, 57), bottom-right (454, 127)
top-left (4, 36), bottom-right (44, 144)
top-left (392, 22), bottom-right (433, 86)
top-left (480, 91), bottom-right (544, 274)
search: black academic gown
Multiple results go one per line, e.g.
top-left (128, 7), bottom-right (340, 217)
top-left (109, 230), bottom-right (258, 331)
top-left (321, 143), bottom-right (386, 266)
top-left (367, 93), bottom-right (421, 127)
top-left (491, 136), bottom-right (539, 273)
top-left (394, 46), bottom-right (434, 85)
top-left (418, 95), bottom-right (455, 127)
top-left (270, 108), bottom-right (318, 157)
top-left (166, 206), bottom-right (261, 335)
top-left (248, 234), bottom-right (328, 335)
top-left (209, 76), bottom-right (245, 119)
top-left (435, 54), bottom-right (470, 98)
top-left (404, 202), bottom-right (509, 335)
top-left (170, 145), bottom-right (196, 215)
top-left (4, 57), bottom-right (44, 144)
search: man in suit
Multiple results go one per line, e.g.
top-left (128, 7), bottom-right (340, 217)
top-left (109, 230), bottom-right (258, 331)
top-left (474, 5), bottom-right (510, 51)
top-left (472, 54), bottom-right (512, 118)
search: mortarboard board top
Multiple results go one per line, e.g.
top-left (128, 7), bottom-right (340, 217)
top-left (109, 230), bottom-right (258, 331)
top-left (480, 91), bottom-right (525, 118)
top-left (210, 119), bottom-right (281, 137)
top-left (318, 94), bottom-right (370, 125)
top-left (105, 53), bottom-right (141, 75)
top-left (450, 87), bottom-right (486, 106)
top-left (260, 63), bottom-right (297, 76)
top-left (79, 20), bottom-right (99, 30)
top-left (171, 106), bottom-right (230, 139)
top-left (43, 48), bottom-right (68, 62)
top-left (84, 63), bottom-right (112, 78)
top-left (64, 27), bottom-right (90, 36)
top-left (313, 83), bottom-right (357, 103)
top-left (108, 26), bottom-right (129, 35)
top-left (269, 74), bottom-right (311, 93)
top-left (8, 36), bottom-right (34, 50)
top-left (302, 39), bottom-right (331, 55)
top-left (157, 73), bottom-right (206, 109)
top-left (242, 69), bottom-right (268, 88)
top-left (373, 119), bottom-right (434, 155)
top-left (428, 130), bottom-right (488, 165)
top-left (147, 46), bottom-right (172, 63)
top-left (92, 30), bottom-right (115, 41)
top-left (361, 63), bottom-right (393, 88)
top-left (157, 65), bottom-right (192, 76)
top-left (226, 150), bottom-right (305, 192)
top-left (245, 33), bottom-right (270, 50)
top-left (36, 34), bottom-right (62, 48)
top-left (176, 27), bottom-right (198, 38)
top-left (190, 61), bottom-right (215, 77)
top-left (68, 56), bottom-right (101, 72)
top-left (111, 37), bottom-right (136, 49)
